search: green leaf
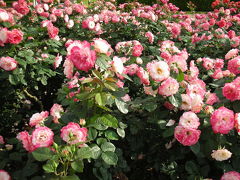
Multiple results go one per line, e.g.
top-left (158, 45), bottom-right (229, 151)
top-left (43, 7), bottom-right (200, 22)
top-left (101, 142), bottom-right (116, 152)
top-left (60, 174), bottom-right (80, 180)
top-left (117, 128), bottom-right (125, 138)
top-left (185, 161), bottom-right (199, 175)
top-left (99, 114), bottom-right (118, 128)
top-left (115, 99), bottom-right (128, 114)
top-left (233, 101), bottom-right (240, 112)
top-left (96, 55), bottom-right (110, 71)
top-left (162, 127), bottom-right (175, 138)
top-left (95, 93), bottom-right (106, 106)
top-left (190, 142), bottom-right (200, 155)
top-left (96, 138), bottom-right (107, 145)
top-left (90, 145), bottom-right (101, 159)
top-left (88, 128), bottom-right (98, 141)
top-left (43, 162), bottom-right (55, 173)
top-left (101, 151), bottom-right (118, 165)
top-left (71, 160), bottom-right (84, 173)
top-left (32, 148), bottom-right (54, 161)
top-left (176, 69), bottom-right (184, 82)
top-left (168, 94), bottom-right (182, 108)
top-left (143, 102), bottom-right (157, 112)
top-left (105, 130), bottom-right (119, 140)
top-left (9, 74), bottom-right (18, 85)
top-left (77, 147), bottom-right (92, 159)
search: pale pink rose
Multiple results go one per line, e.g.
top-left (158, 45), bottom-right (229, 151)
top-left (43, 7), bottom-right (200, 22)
top-left (63, 58), bottom-right (74, 79)
top-left (186, 61), bottom-right (199, 81)
top-left (116, 80), bottom-right (124, 88)
top-left (144, 86), bottom-right (157, 97)
top-left (29, 111), bottom-right (49, 127)
top-left (146, 61), bottom-right (170, 82)
top-left (0, 135), bottom-right (4, 144)
top-left (231, 37), bottom-right (240, 48)
top-left (158, 77), bottom-right (179, 96)
top-left (50, 104), bottom-right (64, 123)
top-left (186, 84), bottom-right (205, 99)
top-left (60, 122), bottom-right (88, 145)
top-left (0, 9), bottom-right (9, 22)
top-left (179, 111), bottom-right (200, 129)
top-left (112, 56), bottom-right (124, 74)
top-left (0, 57), bottom-right (18, 71)
top-left (190, 94), bottom-right (203, 113)
top-left (136, 67), bottom-right (150, 85)
top-left (211, 148), bottom-right (232, 161)
top-left (214, 58), bottom-right (224, 69)
top-left (7, 29), bottom-right (23, 44)
top-left (67, 19), bottom-right (74, 29)
top-left (222, 83), bottom-right (239, 101)
top-left (132, 44), bottom-right (143, 57)
top-left (168, 51), bottom-right (188, 72)
top-left (93, 38), bottom-right (112, 56)
top-left (54, 54), bottom-right (62, 69)
top-left (125, 64), bottom-right (139, 76)
top-left (145, 31), bottom-right (154, 44)
top-left (31, 127), bottom-right (54, 149)
top-left (174, 125), bottom-right (201, 146)
top-left (221, 171), bottom-right (240, 180)
top-left (0, 28), bottom-right (8, 46)
top-left (228, 57), bottom-right (240, 75)
top-left (180, 94), bottom-right (192, 111)
top-left (121, 94), bottom-right (131, 102)
top-left (49, 14), bottom-right (57, 22)
top-left (17, 131), bottom-right (35, 152)
top-left (136, 57), bottom-right (143, 64)
top-left (225, 49), bottom-right (239, 60)
top-left (202, 58), bottom-right (214, 70)
top-left (210, 106), bottom-right (234, 134)
top-left (0, 170), bottom-right (11, 180)
top-left (42, 0), bottom-right (53, 3)
top-left (67, 40), bottom-right (96, 72)
top-left (205, 92), bottom-right (219, 105)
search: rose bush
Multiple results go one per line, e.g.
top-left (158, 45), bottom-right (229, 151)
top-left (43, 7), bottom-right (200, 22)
top-left (0, 0), bottom-right (239, 179)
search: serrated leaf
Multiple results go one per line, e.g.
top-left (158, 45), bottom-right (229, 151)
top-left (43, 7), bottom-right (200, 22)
top-left (96, 55), bottom-right (110, 71)
top-left (99, 114), bottom-right (118, 128)
top-left (115, 99), bottom-right (128, 114)
top-left (169, 94), bottom-right (182, 108)
top-left (101, 142), bottom-right (116, 152)
top-left (32, 148), bottom-right (54, 161)
top-left (90, 145), bottom-right (101, 159)
top-left (101, 151), bottom-right (118, 165)
top-left (95, 93), bottom-right (106, 106)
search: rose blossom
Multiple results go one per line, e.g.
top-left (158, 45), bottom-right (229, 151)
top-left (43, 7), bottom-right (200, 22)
top-left (158, 77), bottom-right (179, 96)
top-left (50, 104), bottom-right (64, 123)
top-left (13, 0), bottom-right (29, 15)
top-left (31, 127), bottom-right (54, 148)
top-left (47, 24), bottom-right (59, 39)
top-left (0, 170), bottom-right (11, 180)
top-left (222, 83), bottom-right (240, 101)
top-left (0, 28), bottom-right (8, 46)
top-left (210, 106), bottom-right (235, 134)
top-left (132, 44), bottom-right (143, 57)
top-left (54, 54), bottom-right (62, 69)
top-left (0, 9), bottom-right (9, 22)
top-left (179, 111), bottom-right (200, 129)
top-left (146, 61), bottom-right (170, 82)
top-left (112, 56), bottom-right (124, 74)
top-left (7, 29), bottom-right (23, 44)
top-left (235, 113), bottom-right (240, 133)
top-left (29, 111), bottom-right (49, 127)
top-left (0, 57), bottom-right (18, 71)
top-left (17, 131), bottom-right (35, 152)
top-left (221, 171), bottom-right (240, 180)
top-left (63, 58), bottom-right (74, 79)
top-left (93, 38), bottom-right (112, 56)
top-left (211, 148), bottom-right (232, 161)
top-left (227, 56), bottom-right (240, 75)
top-left (125, 64), bottom-right (138, 76)
top-left (136, 67), bottom-right (150, 85)
top-left (67, 40), bottom-right (96, 72)
top-left (60, 122), bottom-right (88, 145)
top-left (174, 125), bottom-right (201, 146)
top-left (0, 135), bottom-right (4, 144)
top-left (225, 49), bottom-right (239, 60)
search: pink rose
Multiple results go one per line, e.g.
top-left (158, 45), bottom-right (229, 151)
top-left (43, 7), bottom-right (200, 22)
top-left (0, 170), bottom-right (11, 180)
top-left (179, 111), bottom-right (200, 129)
top-left (54, 54), bottom-right (62, 69)
top-left (210, 107), bottom-right (234, 134)
top-left (0, 135), bottom-right (4, 144)
top-left (158, 77), bottom-right (179, 96)
top-left (0, 9), bottom-right (9, 22)
top-left (63, 58), bottom-right (74, 79)
top-left (13, 0), bottom-right (29, 15)
top-left (67, 40), bottom-right (96, 72)
top-left (205, 92), bottom-right (219, 105)
top-left (221, 171), bottom-right (240, 180)
top-left (222, 83), bottom-right (240, 101)
top-left (7, 29), bottom-right (23, 44)
top-left (235, 113), bottom-right (240, 133)
top-left (174, 125), bottom-right (201, 146)
top-left (50, 104), bottom-right (64, 123)
top-left (145, 31), bottom-right (154, 44)
top-left (17, 131), bottom-right (35, 152)
top-left (125, 64), bottom-right (139, 76)
top-left (29, 111), bottom-right (49, 127)
top-left (136, 67), bottom-right (150, 85)
top-left (31, 127), bottom-right (54, 149)
top-left (228, 56), bottom-right (240, 75)
top-left (132, 44), bottom-right (143, 57)
top-left (60, 122), bottom-right (88, 145)
top-left (47, 24), bottom-right (59, 39)
top-left (0, 57), bottom-right (18, 71)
